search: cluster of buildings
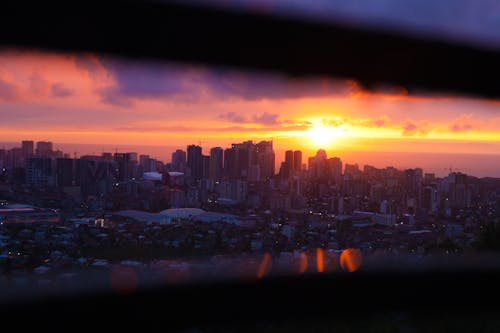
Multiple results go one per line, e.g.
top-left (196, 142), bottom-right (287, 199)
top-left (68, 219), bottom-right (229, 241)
top-left (0, 138), bottom-right (499, 285)
top-left (1, 139), bottom-right (499, 221)
top-left (0, 192), bottom-right (496, 286)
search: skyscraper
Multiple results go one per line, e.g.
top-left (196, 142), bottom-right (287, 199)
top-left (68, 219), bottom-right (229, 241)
top-left (35, 141), bottom-right (53, 156)
top-left (255, 140), bottom-right (275, 180)
top-left (224, 147), bottom-right (237, 179)
top-left (309, 149), bottom-right (328, 180)
top-left (56, 158), bottom-right (74, 187)
top-left (171, 149), bottom-right (187, 173)
top-left (187, 145), bottom-right (203, 180)
top-left (202, 155), bottom-right (210, 180)
top-left (232, 141), bottom-right (253, 179)
top-left (293, 150), bottom-right (302, 172)
top-left (140, 154), bottom-right (151, 172)
top-left (26, 156), bottom-right (52, 185)
top-left (284, 150), bottom-right (294, 177)
top-left (21, 140), bottom-right (34, 159)
top-left (328, 157), bottom-right (343, 185)
top-left (209, 147), bottom-right (223, 180)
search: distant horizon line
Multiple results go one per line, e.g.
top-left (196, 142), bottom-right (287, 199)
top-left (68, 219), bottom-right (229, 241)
top-left (1, 140), bottom-right (499, 157)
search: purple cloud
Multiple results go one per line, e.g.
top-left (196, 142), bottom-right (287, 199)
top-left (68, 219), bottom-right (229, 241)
top-left (252, 112), bottom-right (280, 125)
top-left (218, 112), bottom-right (247, 123)
top-left (450, 114), bottom-right (475, 132)
top-left (74, 54), bottom-right (104, 76)
top-left (372, 116), bottom-right (390, 127)
top-left (92, 57), bottom-right (361, 106)
top-left (51, 83), bottom-right (75, 97)
top-left (113, 124), bottom-right (310, 133)
top-left (30, 73), bottom-right (48, 94)
top-left (0, 78), bottom-right (18, 101)
top-left (402, 121), bottom-right (430, 136)
top-left (218, 111), bottom-right (282, 125)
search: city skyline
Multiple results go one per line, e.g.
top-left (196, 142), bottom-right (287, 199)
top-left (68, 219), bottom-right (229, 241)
top-left (2, 138), bottom-right (500, 179)
top-left (3, 138), bottom-right (500, 178)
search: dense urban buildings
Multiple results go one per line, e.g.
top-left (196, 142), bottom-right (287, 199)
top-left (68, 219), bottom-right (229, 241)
top-left (0, 138), bottom-right (499, 285)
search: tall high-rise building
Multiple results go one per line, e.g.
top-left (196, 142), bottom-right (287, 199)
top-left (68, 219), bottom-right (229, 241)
top-left (8, 148), bottom-right (24, 168)
top-left (255, 140), bottom-right (275, 180)
top-left (0, 149), bottom-right (6, 167)
top-left (21, 140), bottom-right (34, 158)
top-left (114, 152), bottom-right (135, 181)
top-left (35, 141), bottom-right (53, 156)
top-left (26, 156), bottom-right (52, 185)
top-left (209, 147), bottom-right (223, 180)
top-left (293, 150), bottom-right (302, 172)
top-left (171, 149), bottom-right (187, 173)
top-left (56, 158), bottom-right (74, 187)
top-left (284, 150), bottom-right (294, 177)
top-left (125, 152), bottom-right (138, 163)
top-left (224, 147), bottom-right (237, 179)
top-left (328, 157), bottom-right (343, 185)
top-left (202, 155), bottom-right (210, 180)
top-left (187, 145), bottom-right (203, 180)
top-left (232, 141), bottom-right (253, 178)
top-left (77, 158), bottom-right (116, 198)
top-left (309, 149), bottom-right (328, 180)
top-left (140, 154), bottom-right (151, 172)
top-left (102, 152), bottom-right (113, 161)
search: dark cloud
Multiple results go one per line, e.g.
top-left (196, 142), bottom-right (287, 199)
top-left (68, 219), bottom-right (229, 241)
top-left (95, 58), bottom-right (362, 106)
top-left (0, 78), bottom-right (18, 101)
top-left (51, 83), bottom-right (75, 97)
top-left (74, 54), bottom-right (104, 76)
top-left (194, 0), bottom-right (500, 49)
top-left (209, 72), bottom-right (359, 100)
top-left (97, 60), bottom-right (209, 106)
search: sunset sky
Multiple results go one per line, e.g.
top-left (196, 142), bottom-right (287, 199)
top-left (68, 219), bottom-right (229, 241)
top-left (1, 49), bottom-right (499, 176)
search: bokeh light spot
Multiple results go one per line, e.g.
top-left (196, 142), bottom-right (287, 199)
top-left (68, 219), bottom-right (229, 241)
top-left (340, 248), bottom-right (362, 272)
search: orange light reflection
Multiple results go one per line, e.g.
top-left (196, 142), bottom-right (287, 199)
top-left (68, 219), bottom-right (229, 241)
top-left (299, 252), bottom-right (308, 274)
top-left (340, 248), bottom-right (363, 272)
top-left (257, 252), bottom-right (272, 278)
top-left (109, 265), bottom-right (138, 294)
top-left (316, 248), bottom-right (324, 273)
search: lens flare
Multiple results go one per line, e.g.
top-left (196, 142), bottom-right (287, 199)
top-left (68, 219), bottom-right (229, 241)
top-left (316, 248), bottom-right (324, 273)
top-left (299, 252), bottom-right (308, 274)
top-left (340, 248), bottom-right (362, 272)
top-left (257, 252), bottom-right (272, 278)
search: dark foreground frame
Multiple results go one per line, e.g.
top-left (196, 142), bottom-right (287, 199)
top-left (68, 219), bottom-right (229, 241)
top-left (1, 1), bottom-right (500, 331)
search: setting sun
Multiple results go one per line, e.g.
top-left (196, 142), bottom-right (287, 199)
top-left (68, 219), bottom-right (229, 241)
top-left (306, 123), bottom-right (339, 148)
